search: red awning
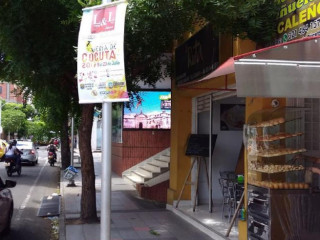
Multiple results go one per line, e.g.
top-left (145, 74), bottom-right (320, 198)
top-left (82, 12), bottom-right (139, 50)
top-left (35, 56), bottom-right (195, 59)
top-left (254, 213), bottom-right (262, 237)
top-left (192, 36), bottom-right (320, 98)
top-left (199, 57), bottom-right (235, 81)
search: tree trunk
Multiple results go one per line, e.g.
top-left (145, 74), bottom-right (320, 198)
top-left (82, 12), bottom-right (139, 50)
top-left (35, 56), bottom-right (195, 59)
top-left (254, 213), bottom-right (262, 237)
top-left (60, 117), bottom-right (71, 169)
top-left (79, 104), bottom-right (98, 222)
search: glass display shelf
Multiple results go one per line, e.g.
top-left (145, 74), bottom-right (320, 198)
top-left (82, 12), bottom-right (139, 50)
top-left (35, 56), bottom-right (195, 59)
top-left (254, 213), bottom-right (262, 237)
top-left (244, 107), bottom-right (309, 189)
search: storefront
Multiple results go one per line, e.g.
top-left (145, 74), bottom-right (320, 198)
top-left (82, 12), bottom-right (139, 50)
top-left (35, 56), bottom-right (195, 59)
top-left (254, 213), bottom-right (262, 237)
top-left (167, 22), bottom-right (254, 238)
top-left (168, 1), bottom-right (320, 239)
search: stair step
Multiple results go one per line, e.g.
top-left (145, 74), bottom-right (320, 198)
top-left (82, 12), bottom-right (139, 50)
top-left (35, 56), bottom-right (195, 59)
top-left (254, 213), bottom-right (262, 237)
top-left (152, 159), bottom-right (169, 167)
top-left (144, 170), bottom-right (170, 187)
top-left (149, 162), bottom-right (169, 172)
top-left (122, 148), bottom-right (171, 188)
top-left (159, 154), bottom-right (170, 162)
top-left (143, 163), bottom-right (162, 172)
top-left (154, 156), bottom-right (170, 163)
top-left (137, 167), bottom-right (154, 178)
top-left (123, 174), bottom-right (144, 184)
top-left (132, 170), bottom-right (151, 181)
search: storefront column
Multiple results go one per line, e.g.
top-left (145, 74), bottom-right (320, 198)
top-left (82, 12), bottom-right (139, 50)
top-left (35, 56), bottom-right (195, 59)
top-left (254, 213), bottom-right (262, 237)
top-left (167, 90), bottom-right (193, 204)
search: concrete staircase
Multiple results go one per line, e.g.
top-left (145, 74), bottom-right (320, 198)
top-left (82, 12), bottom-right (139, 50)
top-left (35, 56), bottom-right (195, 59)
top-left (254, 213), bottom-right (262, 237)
top-left (122, 148), bottom-right (170, 187)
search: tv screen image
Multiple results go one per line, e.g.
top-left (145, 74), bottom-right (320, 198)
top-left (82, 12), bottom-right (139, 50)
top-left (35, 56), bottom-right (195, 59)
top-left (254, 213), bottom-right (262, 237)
top-left (123, 91), bottom-right (171, 129)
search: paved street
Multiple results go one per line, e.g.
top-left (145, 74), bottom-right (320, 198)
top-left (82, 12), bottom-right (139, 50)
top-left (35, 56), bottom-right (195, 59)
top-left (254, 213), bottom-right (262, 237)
top-left (1, 146), bottom-right (60, 240)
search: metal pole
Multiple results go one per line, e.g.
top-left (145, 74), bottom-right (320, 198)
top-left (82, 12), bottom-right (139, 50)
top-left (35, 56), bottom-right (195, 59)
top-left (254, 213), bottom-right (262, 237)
top-left (67, 117), bottom-right (76, 187)
top-left (101, 102), bottom-right (112, 240)
top-left (0, 101), bottom-right (2, 136)
top-left (71, 117), bottom-right (74, 166)
top-left (101, 1), bottom-right (112, 239)
top-left (209, 95), bottom-right (213, 212)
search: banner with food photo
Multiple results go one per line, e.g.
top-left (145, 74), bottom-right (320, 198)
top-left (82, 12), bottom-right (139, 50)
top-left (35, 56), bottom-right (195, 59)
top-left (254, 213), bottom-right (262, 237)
top-left (77, 1), bottom-right (129, 103)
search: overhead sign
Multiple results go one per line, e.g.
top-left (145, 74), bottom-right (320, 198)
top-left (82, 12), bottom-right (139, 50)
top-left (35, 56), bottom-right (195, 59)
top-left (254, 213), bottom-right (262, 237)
top-left (77, 1), bottom-right (129, 103)
top-left (275, 0), bottom-right (320, 44)
top-left (175, 24), bottom-right (219, 85)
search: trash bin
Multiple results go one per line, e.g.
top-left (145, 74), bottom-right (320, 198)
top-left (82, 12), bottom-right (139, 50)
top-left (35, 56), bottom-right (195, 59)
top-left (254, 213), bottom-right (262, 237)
top-left (64, 166), bottom-right (78, 181)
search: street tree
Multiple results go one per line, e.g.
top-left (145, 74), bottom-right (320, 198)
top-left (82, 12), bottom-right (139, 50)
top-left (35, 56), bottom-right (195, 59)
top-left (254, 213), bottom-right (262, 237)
top-left (0, 0), bottom-right (97, 222)
top-left (181, 0), bottom-right (281, 45)
top-left (2, 102), bottom-right (37, 120)
top-left (0, 0), bottom-right (79, 170)
top-left (26, 120), bottom-right (53, 144)
top-left (1, 108), bottom-right (26, 139)
top-left (0, 0), bottom-right (281, 224)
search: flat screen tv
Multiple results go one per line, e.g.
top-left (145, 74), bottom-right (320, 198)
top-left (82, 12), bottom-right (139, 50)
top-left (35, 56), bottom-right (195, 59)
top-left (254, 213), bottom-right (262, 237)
top-left (123, 91), bottom-right (171, 129)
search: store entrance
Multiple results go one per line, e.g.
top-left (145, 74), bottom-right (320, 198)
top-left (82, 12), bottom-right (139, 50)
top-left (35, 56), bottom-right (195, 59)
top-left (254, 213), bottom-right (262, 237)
top-left (196, 96), bottom-right (245, 206)
top-left (175, 95), bottom-right (246, 238)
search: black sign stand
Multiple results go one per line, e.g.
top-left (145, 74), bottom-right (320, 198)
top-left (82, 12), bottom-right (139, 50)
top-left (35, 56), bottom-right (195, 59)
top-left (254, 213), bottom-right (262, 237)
top-left (175, 134), bottom-right (217, 211)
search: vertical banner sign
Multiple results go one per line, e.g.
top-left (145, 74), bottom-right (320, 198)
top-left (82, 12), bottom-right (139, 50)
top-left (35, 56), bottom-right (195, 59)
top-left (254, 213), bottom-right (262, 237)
top-left (77, 1), bottom-right (129, 103)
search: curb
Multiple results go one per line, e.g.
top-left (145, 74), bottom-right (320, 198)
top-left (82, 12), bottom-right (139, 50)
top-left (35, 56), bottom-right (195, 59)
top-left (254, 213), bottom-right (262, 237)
top-left (59, 169), bottom-right (66, 240)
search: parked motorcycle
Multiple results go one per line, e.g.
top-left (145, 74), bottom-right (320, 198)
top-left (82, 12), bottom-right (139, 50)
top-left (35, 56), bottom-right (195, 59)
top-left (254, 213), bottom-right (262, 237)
top-left (48, 152), bottom-right (56, 167)
top-left (4, 157), bottom-right (21, 177)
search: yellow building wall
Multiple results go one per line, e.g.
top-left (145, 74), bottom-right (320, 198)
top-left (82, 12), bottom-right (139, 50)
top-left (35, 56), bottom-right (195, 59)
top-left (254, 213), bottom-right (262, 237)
top-left (168, 36), bottom-right (257, 205)
top-left (168, 33), bottom-right (277, 240)
top-left (167, 86), bottom-right (193, 203)
top-left (167, 34), bottom-right (235, 204)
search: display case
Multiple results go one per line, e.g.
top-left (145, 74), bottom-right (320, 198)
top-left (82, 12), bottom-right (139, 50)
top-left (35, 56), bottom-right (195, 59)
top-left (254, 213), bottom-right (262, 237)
top-left (244, 107), bottom-right (320, 240)
top-left (244, 107), bottom-right (310, 189)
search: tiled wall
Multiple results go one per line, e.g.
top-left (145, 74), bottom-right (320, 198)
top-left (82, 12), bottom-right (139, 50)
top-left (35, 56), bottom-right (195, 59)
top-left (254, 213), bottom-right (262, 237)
top-left (137, 180), bottom-right (169, 203)
top-left (111, 130), bottom-right (170, 176)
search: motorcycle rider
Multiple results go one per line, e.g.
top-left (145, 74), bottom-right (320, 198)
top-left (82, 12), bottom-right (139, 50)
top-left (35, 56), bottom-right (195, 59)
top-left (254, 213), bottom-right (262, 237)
top-left (4, 140), bottom-right (22, 167)
top-left (47, 140), bottom-right (57, 162)
top-left (53, 138), bottom-right (59, 149)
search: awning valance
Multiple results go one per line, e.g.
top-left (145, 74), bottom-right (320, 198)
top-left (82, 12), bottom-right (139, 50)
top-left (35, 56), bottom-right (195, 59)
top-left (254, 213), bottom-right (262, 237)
top-left (194, 36), bottom-right (320, 98)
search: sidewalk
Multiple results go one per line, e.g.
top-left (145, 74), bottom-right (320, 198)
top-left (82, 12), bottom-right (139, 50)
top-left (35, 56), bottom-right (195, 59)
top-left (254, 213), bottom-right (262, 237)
top-left (59, 151), bottom-right (214, 240)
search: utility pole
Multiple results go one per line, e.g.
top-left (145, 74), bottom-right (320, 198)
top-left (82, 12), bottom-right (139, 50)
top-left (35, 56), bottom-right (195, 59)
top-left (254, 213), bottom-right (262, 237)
top-left (101, 2), bottom-right (112, 240)
top-left (77, 1), bottom-right (127, 239)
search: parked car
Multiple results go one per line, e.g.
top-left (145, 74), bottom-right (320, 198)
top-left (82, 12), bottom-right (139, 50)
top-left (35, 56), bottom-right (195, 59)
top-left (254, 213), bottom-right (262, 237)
top-left (0, 177), bottom-right (16, 234)
top-left (0, 139), bottom-right (8, 159)
top-left (16, 140), bottom-right (39, 165)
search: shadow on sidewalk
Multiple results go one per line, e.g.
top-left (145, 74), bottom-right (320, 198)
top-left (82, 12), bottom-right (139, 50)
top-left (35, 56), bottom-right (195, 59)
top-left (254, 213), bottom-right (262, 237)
top-left (118, 190), bottom-right (167, 211)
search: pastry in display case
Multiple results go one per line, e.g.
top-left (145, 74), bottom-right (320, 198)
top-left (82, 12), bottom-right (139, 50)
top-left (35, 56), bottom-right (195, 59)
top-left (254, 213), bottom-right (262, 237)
top-left (244, 107), bottom-right (309, 189)
top-left (244, 107), bottom-right (320, 240)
